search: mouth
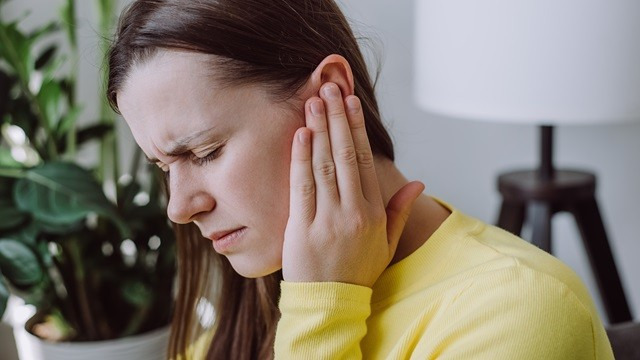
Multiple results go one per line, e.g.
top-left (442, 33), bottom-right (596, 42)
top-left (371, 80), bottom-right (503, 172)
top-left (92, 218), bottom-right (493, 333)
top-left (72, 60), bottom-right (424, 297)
top-left (207, 227), bottom-right (245, 241)
top-left (207, 227), bottom-right (247, 253)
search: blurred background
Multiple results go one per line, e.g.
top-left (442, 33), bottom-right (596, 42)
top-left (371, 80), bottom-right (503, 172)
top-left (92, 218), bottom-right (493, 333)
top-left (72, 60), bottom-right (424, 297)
top-left (1, 0), bottom-right (639, 358)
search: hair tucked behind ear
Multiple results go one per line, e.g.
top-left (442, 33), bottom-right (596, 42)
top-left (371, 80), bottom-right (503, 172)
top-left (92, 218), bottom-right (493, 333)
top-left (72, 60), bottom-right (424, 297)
top-left (106, 1), bottom-right (393, 359)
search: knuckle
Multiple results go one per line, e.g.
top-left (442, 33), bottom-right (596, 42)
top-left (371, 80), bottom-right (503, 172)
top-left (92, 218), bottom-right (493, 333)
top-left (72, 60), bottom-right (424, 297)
top-left (355, 150), bottom-right (374, 168)
top-left (294, 180), bottom-right (316, 196)
top-left (314, 160), bottom-right (336, 179)
top-left (312, 126), bottom-right (328, 136)
top-left (328, 107), bottom-right (346, 118)
top-left (337, 146), bottom-right (358, 165)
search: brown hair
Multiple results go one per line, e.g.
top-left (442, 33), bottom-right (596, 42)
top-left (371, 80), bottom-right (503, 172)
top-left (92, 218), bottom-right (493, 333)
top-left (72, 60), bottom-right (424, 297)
top-left (106, 0), bottom-right (394, 359)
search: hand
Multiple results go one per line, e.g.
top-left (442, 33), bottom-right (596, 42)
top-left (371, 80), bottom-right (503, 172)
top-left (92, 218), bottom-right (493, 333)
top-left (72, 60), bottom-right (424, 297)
top-left (282, 82), bottom-right (425, 288)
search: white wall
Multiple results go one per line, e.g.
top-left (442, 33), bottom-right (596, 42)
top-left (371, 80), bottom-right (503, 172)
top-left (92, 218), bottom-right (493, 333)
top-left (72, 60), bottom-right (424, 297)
top-left (3, 0), bottom-right (639, 331)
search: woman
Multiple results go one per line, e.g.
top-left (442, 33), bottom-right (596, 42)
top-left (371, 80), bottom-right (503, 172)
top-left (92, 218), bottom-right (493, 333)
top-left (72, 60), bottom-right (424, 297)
top-left (107, 0), bottom-right (614, 359)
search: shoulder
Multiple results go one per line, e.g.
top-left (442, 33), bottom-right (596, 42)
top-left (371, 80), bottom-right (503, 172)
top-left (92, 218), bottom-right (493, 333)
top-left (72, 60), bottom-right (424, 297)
top-left (433, 265), bottom-right (609, 359)
top-left (468, 221), bottom-right (601, 313)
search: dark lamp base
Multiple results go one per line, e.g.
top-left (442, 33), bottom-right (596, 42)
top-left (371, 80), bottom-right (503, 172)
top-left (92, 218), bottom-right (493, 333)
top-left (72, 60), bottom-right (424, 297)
top-left (496, 168), bottom-right (632, 324)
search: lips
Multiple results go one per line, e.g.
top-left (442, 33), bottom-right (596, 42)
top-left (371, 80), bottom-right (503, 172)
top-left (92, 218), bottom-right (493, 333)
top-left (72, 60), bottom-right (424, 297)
top-left (207, 227), bottom-right (244, 241)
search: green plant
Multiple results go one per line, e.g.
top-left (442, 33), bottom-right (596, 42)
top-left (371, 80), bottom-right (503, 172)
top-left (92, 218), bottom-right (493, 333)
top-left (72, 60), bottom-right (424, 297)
top-left (0, 0), bottom-right (176, 341)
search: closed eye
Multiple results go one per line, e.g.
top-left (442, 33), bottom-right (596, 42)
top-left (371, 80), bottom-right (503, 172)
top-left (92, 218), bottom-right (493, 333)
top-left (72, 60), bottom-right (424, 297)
top-left (191, 145), bottom-right (224, 166)
top-left (157, 144), bottom-right (224, 180)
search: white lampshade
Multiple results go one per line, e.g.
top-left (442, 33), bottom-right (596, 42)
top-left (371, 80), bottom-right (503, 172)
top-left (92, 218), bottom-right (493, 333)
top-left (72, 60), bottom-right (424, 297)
top-left (414, 0), bottom-right (640, 125)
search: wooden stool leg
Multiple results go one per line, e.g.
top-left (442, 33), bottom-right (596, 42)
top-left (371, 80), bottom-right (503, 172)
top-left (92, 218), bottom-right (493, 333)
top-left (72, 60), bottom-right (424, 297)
top-left (569, 197), bottom-right (632, 324)
top-left (497, 200), bottom-right (527, 236)
top-left (530, 201), bottom-right (552, 252)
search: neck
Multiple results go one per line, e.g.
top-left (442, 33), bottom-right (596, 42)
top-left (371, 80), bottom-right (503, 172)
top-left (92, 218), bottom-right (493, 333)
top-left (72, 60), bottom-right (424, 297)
top-left (374, 156), bottom-right (451, 266)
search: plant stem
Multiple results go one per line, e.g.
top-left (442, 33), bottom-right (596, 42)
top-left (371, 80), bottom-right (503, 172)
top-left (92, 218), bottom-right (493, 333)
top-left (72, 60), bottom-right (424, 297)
top-left (65, 0), bottom-right (78, 159)
top-left (65, 241), bottom-right (99, 340)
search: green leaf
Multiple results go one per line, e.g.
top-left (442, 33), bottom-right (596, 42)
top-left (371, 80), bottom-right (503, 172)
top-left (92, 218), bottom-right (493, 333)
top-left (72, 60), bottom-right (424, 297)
top-left (55, 105), bottom-right (81, 140)
top-left (0, 276), bottom-right (8, 320)
top-left (36, 80), bottom-right (62, 130)
top-left (0, 204), bottom-right (28, 230)
top-left (3, 220), bottom-right (39, 246)
top-left (13, 162), bottom-right (131, 238)
top-left (0, 239), bottom-right (42, 287)
top-left (0, 21), bottom-right (31, 79)
top-left (59, 0), bottom-right (77, 50)
top-left (35, 240), bottom-right (52, 268)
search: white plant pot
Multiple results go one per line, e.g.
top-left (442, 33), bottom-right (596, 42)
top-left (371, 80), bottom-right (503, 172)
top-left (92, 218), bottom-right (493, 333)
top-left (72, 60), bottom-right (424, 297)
top-left (7, 296), bottom-right (170, 360)
top-left (13, 325), bottom-right (170, 360)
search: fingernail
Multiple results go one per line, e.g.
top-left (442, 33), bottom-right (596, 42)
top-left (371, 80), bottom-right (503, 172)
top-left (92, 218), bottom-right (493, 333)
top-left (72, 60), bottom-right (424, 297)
top-left (346, 96), bottom-right (360, 114)
top-left (310, 100), bottom-right (323, 116)
top-left (322, 83), bottom-right (340, 98)
top-left (298, 129), bottom-right (310, 145)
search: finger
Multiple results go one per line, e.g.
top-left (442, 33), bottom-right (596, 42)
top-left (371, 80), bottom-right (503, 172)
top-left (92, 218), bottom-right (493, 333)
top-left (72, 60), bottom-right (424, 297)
top-left (306, 97), bottom-right (339, 204)
top-left (344, 95), bottom-right (382, 204)
top-left (289, 127), bottom-right (315, 223)
top-left (319, 83), bottom-right (362, 202)
top-left (385, 181), bottom-right (425, 259)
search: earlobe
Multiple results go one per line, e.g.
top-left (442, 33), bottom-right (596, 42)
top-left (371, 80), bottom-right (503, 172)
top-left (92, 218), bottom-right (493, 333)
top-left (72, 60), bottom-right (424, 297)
top-left (308, 54), bottom-right (355, 98)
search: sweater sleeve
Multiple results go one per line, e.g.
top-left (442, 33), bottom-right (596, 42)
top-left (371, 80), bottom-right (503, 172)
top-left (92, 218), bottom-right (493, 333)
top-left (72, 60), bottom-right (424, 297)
top-left (274, 281), bottom-right (372, 359)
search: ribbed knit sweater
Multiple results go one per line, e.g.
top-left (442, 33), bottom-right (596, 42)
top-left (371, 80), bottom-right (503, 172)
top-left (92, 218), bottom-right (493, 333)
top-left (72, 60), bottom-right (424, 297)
top-left (273, 198), bottom-right (614, 359)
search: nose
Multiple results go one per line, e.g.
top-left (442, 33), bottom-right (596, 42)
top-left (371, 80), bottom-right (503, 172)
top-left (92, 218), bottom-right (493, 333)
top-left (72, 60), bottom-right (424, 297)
top-left (166, 166), bottom-right (215, 224)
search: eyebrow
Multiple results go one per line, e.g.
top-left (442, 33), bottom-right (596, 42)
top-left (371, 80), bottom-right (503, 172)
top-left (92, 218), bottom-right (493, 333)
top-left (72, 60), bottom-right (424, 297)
top-left (144, 127), bottom-right (219, 164)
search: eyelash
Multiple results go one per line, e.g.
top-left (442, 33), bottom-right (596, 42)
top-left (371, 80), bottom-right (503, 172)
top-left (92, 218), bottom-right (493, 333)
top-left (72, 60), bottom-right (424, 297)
top-left (161, 146), bottom-right (224, 178)
top-left (191, 146), bottom-right (224, 166)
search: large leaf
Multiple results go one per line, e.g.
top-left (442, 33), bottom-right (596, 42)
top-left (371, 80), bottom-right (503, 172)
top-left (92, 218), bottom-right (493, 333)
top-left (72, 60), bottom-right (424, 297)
top-left (0, 202), bottom-right (28, 230)
top-left (3, 220), bottom-right (39, 246)
top-left (13, 162), bottom-right (131, 238)
top-left (0, 239), bottom-right (42, 287)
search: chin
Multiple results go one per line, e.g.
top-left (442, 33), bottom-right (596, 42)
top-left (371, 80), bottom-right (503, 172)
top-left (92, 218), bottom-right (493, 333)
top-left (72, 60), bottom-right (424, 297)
top-left (228, 256), bottom-right (282, 278)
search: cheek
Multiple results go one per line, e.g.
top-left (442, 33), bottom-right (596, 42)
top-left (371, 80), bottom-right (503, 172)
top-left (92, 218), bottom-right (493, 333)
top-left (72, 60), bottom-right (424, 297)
top-left (226, 130), bottom-right (295, 212)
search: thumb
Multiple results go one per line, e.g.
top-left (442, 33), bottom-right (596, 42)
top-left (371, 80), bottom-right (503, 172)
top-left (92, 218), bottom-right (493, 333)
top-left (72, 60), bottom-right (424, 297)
top-left (385, 181), bottom-right (425, 259)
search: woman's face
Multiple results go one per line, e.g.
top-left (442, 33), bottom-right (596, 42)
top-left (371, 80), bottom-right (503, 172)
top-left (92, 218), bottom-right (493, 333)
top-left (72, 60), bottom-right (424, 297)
top-left (117, 50), bottom-right (304, 278)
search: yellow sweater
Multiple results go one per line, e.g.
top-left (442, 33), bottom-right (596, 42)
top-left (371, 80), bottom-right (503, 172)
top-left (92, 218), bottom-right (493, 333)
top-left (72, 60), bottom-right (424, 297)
top-left (274, 199), bottom-right (614, 359)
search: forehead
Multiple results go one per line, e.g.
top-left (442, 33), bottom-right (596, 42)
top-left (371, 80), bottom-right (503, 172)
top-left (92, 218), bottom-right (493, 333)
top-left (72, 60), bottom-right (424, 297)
top-left (117, 51), bottom-right (222, 133)
top-left (116, 51), bottom-right (272, 152)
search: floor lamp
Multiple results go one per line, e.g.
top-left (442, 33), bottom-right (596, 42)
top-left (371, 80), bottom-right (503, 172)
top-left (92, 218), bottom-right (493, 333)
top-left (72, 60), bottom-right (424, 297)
top-left (414, 0), bottom-right (640, 324)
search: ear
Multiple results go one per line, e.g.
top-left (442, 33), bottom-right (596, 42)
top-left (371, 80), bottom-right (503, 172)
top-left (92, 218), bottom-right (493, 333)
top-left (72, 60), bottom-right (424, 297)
top-left (304, 54), bottom-right (355, 98)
